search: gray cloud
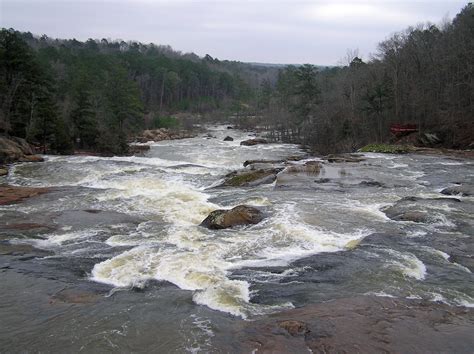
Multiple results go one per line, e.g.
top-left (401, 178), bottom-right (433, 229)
top-left (0, 0), bottom-right (466, 65)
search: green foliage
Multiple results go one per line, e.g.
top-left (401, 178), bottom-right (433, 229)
top-left (152, 115), bottom-right (179, 129)
top-left (359, 144), bottom-right (412, 154)
top-left (1, 29), bottom-right (272, 154)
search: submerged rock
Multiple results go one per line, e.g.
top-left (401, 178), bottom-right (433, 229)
top-left (0, 185), bottom-right (50, 205)
top-left (200, 205), bottom-right (263, 229)
top-left (315, 178), bottom-right (331, 183)
top-left (325, 154), bottom-right (366, 163)
top-left (243, 159), bottom-right (284, 167)
top-left (285, 161), bottom-right (321, 174)
top-left (223, 136), bottom-right (234, 141)
top-left (278, 320), bottom-right (309, 337)
top-left (359, 180), bottom-right (385, 187)
top-left (53, 209), bottom-right (141, 230)
top-left (0, 242), bottom-right (53, 257)
top-left (0, 167), bottom-right (7, 176)
top-left (441, 184), bottom-right (473, 197)
top-left (240, 138), bottom-right (268, 146)
top-left (448, 254), bottom-right (474, 272)
top-left (50, 288), bottom-right (102, 305)
top-left (275, 162), bottom-right (322, 188)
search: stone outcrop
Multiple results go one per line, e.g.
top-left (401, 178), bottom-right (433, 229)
top-left (200, 205), bottom-right (263, 229)
top-left (0, 136), bottom-right (42, 164)
top-left (223, 136), bottom-right (234, 141)
top-left (240, 138), bottom-right (268, 146)
top-left (136, 129), bottom-right (195, 143)
top-left (220, 168), bottom-right (282, 187)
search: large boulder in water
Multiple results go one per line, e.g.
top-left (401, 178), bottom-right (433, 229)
top-left (221, 168), bottom-right (282, 187)
top-left (382, 196), bottom-right (461, 224)
top-left (200, 205), bottom-right (263, 229)
top-left (0, 136), bottom-right (41, 164)
top-left (0, 136), bottom-right (29, 163)
top-left (441, 184), bottom-right (473, 197)
top-left (240, 138), bottom-right (268, 146)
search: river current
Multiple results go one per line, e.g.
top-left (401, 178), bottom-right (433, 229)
top-left (1, 126), bottom-right (473, 352)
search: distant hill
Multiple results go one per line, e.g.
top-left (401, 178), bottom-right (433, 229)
top-left (247, 62), bottom-right (333, 70)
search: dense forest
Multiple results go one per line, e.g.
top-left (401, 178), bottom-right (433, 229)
top-left (0, 3), bottom-right (472, 155)
top-left (259, 3), bottom-right (473, 153)
top-left (0, 29), bottom-right (277, 154)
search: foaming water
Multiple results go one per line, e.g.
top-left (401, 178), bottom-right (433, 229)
top-left (383, 249), bottom-right (427, 280)
top-left (4, 126), bottom-right (474, 323)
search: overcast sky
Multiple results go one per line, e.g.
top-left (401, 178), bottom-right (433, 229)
top-left (0, 0), bottom-right (467, 65)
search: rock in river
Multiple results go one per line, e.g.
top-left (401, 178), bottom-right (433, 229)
top-left (382, 196), bottom-right (461, 224)
top-left (220, 168), bottom-right (281, 187)
top-left (441, 184), bottom-right (473, 197)
top-left (240, 138), bottom-right (268, 146)
top-left (325, 153), bottom-right (366, 163)
top-left (223, 136), bottom-right (234, 141)
top-left (200, 205), bottom-right (263, 229)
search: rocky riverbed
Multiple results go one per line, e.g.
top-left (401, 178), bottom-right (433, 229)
top-left (0, 126), bottom-right (473, 352)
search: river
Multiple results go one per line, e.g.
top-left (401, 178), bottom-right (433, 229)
top-left (1, 125), bottom-right (473, 352)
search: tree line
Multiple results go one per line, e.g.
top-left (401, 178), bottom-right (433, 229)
top-left (0, 29), bottom-right (276, 154)
top-left (1, 4), bottom-right (472, 156)
top-left (258, 4), bottom-right (473, 153)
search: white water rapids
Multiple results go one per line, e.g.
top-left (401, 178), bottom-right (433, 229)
top-left (6, 125), bottom-right (474, 318)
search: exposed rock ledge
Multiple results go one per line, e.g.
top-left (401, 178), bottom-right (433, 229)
top-left (222, 296), bottom-right (474, 353)
top-left (135, 128), bottom-right (195, 143)
top-left (0, 136), bottom-right (44, 165)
